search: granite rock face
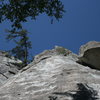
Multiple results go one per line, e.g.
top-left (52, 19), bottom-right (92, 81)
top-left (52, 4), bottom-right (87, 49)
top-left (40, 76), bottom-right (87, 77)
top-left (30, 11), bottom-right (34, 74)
top-left (0, 46), bottom-right (100, 100)
top-left (34, 46), bottom-right (78, 63)
top-left (0, 51), bottom-right (22, 86)
top-left (78, 41), bottom-right (100, 70)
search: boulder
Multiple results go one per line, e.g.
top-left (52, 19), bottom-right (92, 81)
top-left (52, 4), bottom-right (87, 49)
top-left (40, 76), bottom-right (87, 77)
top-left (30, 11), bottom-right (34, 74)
top-left (78, 41), bottom-right (100, 70)
top-left (0, 48), bottom-right (100, 100)
top-left (0, 51), bottom-right (22, 86)
top-left (33, 46), bottom-right (78, 64)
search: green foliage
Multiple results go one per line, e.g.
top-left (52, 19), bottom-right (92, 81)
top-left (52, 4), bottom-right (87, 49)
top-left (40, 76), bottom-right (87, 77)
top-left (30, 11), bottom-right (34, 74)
top-left (6, 29), bottom-right (32, 67)
top-left (10, 62), bottom-right (27, 70)
top-left (0, 0), bottom-right (65, 68)
top-left (0, 0), bottom-right (65, 29)
top-left (4, 52), bottom-right (12, 58)
top-left (55, 47), bottom-right (71, 56)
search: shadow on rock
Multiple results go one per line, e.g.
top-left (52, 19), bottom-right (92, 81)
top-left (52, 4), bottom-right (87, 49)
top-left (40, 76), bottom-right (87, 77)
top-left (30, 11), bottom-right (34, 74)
top-left (51, 83), bottom-right (98, 100)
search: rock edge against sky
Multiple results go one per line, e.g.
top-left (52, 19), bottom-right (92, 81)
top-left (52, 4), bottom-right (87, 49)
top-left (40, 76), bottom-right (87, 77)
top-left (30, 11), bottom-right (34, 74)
top-left (0, 41), bottom-right (100, 100)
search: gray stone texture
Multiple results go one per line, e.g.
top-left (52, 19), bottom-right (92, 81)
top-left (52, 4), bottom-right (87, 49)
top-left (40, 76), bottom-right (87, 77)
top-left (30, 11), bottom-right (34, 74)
top-left (0, 51), bottom-right (21, 86)
top-left (78, 41), bottom-right (100, 70)
top-left (0, 45), bottom-right (100, 100)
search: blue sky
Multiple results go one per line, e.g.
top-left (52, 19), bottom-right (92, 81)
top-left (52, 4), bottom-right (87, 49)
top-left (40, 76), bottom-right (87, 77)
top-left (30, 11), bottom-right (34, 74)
top-left (0, 0), bottom-right (100, 56)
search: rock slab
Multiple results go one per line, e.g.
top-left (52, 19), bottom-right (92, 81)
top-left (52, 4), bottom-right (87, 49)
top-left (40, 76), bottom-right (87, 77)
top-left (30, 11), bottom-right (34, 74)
top-left (0, 51), bottom-right (21, 86)
top-left (78, 41), bottom-right (100, 70)
top-left (0, 50), bottom-right (100, 100)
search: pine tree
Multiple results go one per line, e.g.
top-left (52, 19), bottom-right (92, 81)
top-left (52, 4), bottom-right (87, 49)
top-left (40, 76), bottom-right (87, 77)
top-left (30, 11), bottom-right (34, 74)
top-left (6, 29), bottom-right (32, 68)
top-left (0, 0), bottom-right (65, 68)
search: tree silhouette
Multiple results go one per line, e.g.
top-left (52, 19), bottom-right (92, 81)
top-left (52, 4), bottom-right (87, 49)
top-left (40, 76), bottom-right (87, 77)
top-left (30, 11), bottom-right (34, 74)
top-left (0, 0), bottom-right (65, 30)
top-left (6, 29), bottom-right (31, 68)
top-left (0, 0), bottom-right (65, 68)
